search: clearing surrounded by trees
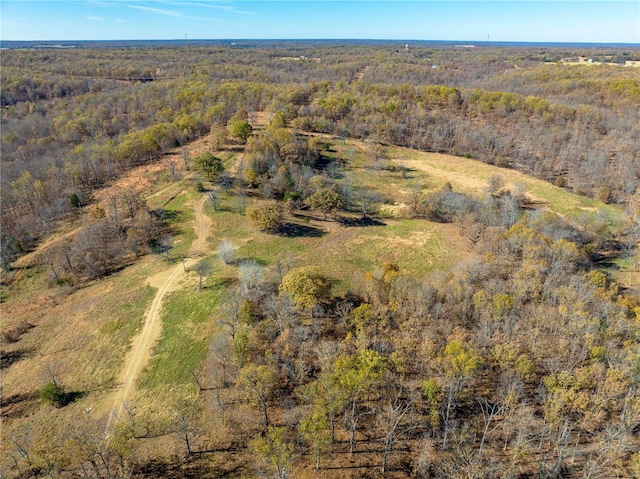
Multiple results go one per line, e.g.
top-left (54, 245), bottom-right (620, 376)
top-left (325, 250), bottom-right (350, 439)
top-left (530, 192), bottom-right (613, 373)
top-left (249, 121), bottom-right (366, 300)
top-left (1, 41), bottom-right (639, 479)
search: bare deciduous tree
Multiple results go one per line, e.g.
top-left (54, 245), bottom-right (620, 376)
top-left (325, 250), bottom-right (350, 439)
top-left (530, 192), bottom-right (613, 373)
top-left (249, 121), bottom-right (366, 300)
top-left (194, 259), bottom-right (212, 289)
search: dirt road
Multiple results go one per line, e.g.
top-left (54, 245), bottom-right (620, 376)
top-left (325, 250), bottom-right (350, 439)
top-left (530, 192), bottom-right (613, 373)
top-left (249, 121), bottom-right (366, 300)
top-left (105, 196), bottom-right (212, 434)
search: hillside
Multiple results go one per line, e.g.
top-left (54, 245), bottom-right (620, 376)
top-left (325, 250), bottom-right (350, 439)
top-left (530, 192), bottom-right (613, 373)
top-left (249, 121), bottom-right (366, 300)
top-left (2, 42), bottom-right (639, 479)
top-left (2, 122), bottom-right (639, 478)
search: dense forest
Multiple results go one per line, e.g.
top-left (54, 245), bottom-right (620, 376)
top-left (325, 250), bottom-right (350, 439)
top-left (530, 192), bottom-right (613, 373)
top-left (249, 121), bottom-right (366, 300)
top-left (1, 42), bottom-right (640, 478)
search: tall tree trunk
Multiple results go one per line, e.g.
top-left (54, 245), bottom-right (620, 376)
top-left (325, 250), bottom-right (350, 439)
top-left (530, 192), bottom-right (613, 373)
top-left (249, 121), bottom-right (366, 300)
top-left (262, 400), bottom-right (269, 432)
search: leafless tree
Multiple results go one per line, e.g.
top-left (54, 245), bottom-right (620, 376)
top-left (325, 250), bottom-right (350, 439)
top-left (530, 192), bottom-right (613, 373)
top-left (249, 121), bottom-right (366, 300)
top-left (217, 240), bottom-right (236, 265)
top-left (486, 174), bottom-right (505, 196)
top-left (194, 259), bottom-right (212, 290)
top-left (164, 155), bottom-right (179, 180)
top-left (477, 397), bottom-right (505, 454)
top-left (378, 387), bottom-right (415, 473)
top-left (171, 400), bottom-right (204, 456)
top-left (238, 259), bottom-right (264, 293)
top-left (181, 147), bottom-right (190, 171)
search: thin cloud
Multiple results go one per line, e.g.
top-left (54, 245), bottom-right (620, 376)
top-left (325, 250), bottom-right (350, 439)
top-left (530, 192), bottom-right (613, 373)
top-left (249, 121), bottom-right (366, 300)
top-left (94, 1), bottom-right (253, 16)
top-left (87, 14), bottom-right (104, 21)
top-left (166, 1), bottom-right (254, 15)
top-left (127, 5), bottom-right (182, 17)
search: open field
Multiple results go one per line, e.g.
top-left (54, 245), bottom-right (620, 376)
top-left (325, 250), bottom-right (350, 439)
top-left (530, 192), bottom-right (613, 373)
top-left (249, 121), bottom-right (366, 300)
top-left (388, 147), bottom-right (623, 220)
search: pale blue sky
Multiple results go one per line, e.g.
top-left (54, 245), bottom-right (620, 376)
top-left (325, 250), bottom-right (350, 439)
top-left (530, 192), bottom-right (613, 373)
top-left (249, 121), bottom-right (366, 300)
top-left (1, 1), bottom-right (638, 43)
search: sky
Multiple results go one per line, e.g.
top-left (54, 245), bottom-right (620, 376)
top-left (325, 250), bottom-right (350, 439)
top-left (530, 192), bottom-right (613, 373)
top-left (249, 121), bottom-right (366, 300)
top-left (1, 1), bottom-right (639, 43)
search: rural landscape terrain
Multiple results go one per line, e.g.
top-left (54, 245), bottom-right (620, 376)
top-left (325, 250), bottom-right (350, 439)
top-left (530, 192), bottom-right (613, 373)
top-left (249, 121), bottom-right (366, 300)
top-left (2, 40), bottom-right (640, 478)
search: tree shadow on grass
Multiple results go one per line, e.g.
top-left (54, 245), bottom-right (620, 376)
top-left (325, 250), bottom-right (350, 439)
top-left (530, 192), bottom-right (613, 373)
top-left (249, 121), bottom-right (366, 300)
top-left (1, 391), bottom-right (39, 419)
top-left (0, 347), bottom-right (34, 370)
top-left (59, 390), bottom-right (85, 407)
top-left (151, 208), bottom-right (181, 221)
top-left (201, 277), bottom-right (237, 290)
top-left (133, 453), bottom-right (245, 479)
top-left (337, 217), bottom-right (386, 227)
top-left (275, 222), bottom-right (326, 238)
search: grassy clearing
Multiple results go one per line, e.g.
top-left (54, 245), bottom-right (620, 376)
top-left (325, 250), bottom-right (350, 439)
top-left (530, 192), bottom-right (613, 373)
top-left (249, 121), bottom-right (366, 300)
top-left (219, 207), bottom-right (459, 294)
top-left (1, 256), bottom-right (158, 405)
top-left (80, 281), bottom-right (156, 390)
top-left (321, 137), bottom-right (622, 226)
top-left (138, 262), bottom-right (226, 392)
top-left (163, 191), bottom-right (197, 257)
top-left (59, 262), bottom-right (158, 391)
top-left (139, 182), bottom-right (461, 400)
top-left (387, 146), bottom-right (622, 220)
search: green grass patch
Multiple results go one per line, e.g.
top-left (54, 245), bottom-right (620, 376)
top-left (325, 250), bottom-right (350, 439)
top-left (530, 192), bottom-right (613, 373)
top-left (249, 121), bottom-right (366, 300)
top-left (211, 210), bottom-right (255, 238)
top-left (238, 232), bottom-right (313, 266)
top-left (2, 264), bottom-right (52, 308)
top-left (90, 274), bottom-right (156, 387)
top-left (96, 284), bottom-right (154, 339)
top-left (221, 153), bottom-right (237, 170)
top-left (337, 219), bottom-right (454, 279)
top-left (235, 214), bottom-right (456, 294)
top-left (164, 192), bottom-right (197, 256)
top-left (100, 319), bottom-right (124, 334)
top-left (139, 272), bottom-right (226, 391)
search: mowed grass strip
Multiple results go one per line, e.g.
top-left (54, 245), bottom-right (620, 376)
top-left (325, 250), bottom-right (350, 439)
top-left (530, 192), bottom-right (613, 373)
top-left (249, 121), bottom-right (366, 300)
top-left (87, 280), bottom-right (157, 389)
top-left (388, 146), bottom-right (622, 221)
top-left (163, 191), bottom-right (197, 257)
top-left (138, 266), bottom-right (226, 391)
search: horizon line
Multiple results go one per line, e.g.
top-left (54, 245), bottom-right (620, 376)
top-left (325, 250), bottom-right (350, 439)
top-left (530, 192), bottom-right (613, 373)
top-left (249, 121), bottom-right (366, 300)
top-left (2, 38), bottom-right (639, 45)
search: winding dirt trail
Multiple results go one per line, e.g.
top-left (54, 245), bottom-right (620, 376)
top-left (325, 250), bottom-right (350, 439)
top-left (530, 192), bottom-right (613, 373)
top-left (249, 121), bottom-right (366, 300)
top-left (105, 196), bottom-right (212, 434)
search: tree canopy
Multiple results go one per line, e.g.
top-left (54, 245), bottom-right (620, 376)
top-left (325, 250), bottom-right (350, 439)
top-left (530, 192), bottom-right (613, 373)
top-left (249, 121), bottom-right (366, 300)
top-left (193, 152), bottom-right (224, 181)
top-left (246, 200), bottom-right (283, 232)
top-left (279, 266), bottom-right (332, 310)
top-left (304, 188), bottom-right (344, 220)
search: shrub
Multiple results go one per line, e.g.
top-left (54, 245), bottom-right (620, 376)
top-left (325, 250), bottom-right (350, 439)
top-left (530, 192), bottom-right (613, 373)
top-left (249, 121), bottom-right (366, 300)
top-left (239, 259), bottom-right (265, 292)
top-left (147, 237), bottom-right (161, 253)
top-left (40, 381), bottom-right (65, 407)
top-left (69, 193), bottom-right (81, 208)
top-left (218, 241), bottom-right (236, 265)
